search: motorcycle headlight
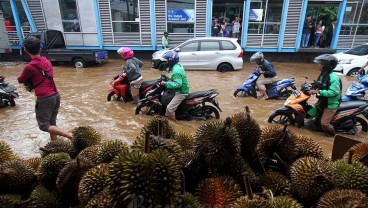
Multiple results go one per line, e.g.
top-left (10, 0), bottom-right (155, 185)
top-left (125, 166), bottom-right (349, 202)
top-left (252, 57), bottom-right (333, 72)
top-left (338, 59), bottom-right (352, 64)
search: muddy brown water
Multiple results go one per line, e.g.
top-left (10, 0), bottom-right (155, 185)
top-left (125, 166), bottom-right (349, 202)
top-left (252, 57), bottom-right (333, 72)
top-left (0, 59), bottom-right (366, 159)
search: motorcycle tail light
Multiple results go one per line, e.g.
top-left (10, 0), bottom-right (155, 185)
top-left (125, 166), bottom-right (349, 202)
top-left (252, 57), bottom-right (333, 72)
top-left (186, 96), bottom-right (205, 105)
top-left (210, 93), bottom-right (218, 98)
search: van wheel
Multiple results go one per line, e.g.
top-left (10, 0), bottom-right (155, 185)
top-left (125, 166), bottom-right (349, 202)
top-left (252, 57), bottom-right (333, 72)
top-left (217, 63), bottom-right (233, 72)
top-left (347, 68), bottom-right (360, 76)
top-left (73, 59), bottom-right (86, 68)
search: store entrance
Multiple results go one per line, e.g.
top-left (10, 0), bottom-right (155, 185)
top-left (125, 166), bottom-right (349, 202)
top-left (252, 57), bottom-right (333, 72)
top-left (212, 0), bottom-right (244, 41)
top-left (304, 1), bottom-right (340, 48)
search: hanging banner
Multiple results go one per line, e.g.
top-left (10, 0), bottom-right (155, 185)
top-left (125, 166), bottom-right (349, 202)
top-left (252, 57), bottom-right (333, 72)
top-left (249, 9), bottom-right (263, 21)
top-left (167, 9), bottom-right (195, 22)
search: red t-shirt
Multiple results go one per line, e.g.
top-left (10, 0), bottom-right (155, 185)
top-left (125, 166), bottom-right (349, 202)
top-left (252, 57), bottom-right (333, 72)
top-left (18, 56), bottom-right (58, 98)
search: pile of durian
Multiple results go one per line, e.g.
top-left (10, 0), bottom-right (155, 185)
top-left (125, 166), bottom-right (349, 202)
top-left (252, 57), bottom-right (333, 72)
top-left (1, 106), bottom-right (368, 208)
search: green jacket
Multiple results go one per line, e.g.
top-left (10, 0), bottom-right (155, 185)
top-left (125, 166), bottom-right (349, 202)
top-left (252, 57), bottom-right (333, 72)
top-left (165, 64), bottom-right (189, 94)
top-left (317, 72), bottom-right (341, 109)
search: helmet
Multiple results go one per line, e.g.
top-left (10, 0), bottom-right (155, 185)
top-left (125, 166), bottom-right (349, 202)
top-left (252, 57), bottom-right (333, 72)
top-left (250, 52), bottom-right (264, 64)
top-left (117, 47), bottom-right (134, 60)
top-left (313, 54), bottom-right (338, 73)
top-left (161, 51), bottom-right (179, 71)
top-left (301, 82), bottom-right (313, 94)
top-left (164, 31), bottom-right (168, 36)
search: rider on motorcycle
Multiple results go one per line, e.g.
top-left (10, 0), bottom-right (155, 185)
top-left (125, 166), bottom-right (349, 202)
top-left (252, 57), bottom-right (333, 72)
top-left (117, 47), bottom-right (143, 104)
top-left (160, 51), bottom-right (190, 122)
top-left (309, 54), bottom-right (342, 136)
top-left (250, 52), bottom-right (277, 100)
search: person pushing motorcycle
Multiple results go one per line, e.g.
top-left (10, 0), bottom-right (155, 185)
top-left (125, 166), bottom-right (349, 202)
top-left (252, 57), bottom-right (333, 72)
top-left (309, 54), bottom-right (342, 136)
top-left (117, 47), bottom-right (143, 104)
top-left (160, 51), bottom-right (190, 122)
top-left (250, 52), bottom-right (277, 100)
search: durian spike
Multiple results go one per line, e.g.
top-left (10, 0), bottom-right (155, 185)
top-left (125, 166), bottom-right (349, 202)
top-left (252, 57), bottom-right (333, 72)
top-left (245, 105), bottom-right (250, 113)
top-left (242, 172), bottom-right (253, 200)
top-left (359, 152), bottom-right (368, 163)
top-left (145, 131), bottom-right (151, 153)
top-left (158, 119), bottom-right (162, 136)
top-left (181, 171), bottom-right (186, 194)
top-left (273, 152), bottom-right (289, 169)
top-left (348, 149), bottom-right (354, 164)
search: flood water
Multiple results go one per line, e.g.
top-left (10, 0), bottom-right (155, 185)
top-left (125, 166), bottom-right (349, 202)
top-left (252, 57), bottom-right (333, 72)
top-left (0, 58), bottom-right (366, 159)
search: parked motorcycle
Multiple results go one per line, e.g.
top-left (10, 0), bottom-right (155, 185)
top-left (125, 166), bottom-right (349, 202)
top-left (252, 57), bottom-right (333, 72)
top-left (268, 80), bottom-right (368, 134)
top-left (342, 74), bottom-right (368, 101)
top-left (233, 68), bottom-right (296, 99)
top-left (107, 72), bottom-right (156, 102)
top-left (0, 76), bottom-right (19, 107)
top-left (135, 74), bottom-right (222, 120)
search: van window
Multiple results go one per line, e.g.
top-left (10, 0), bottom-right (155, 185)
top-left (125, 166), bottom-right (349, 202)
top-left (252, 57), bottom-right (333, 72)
top-left (221, 40), bottom-right (236, 50)
top-left (200, 41), bottom-right (220, 51)
top-left (180, 41), bottom-right (199, 52)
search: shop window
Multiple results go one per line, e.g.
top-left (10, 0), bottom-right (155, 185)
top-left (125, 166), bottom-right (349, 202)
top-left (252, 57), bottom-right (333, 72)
top-left (59, 0), bottom-right (80, 32)
top-left (110, 0), bottom-right (140, 32)
top-left (167, 0), bottom-right (195, 34)
top-left (248, 0), bottom-right (283, 35)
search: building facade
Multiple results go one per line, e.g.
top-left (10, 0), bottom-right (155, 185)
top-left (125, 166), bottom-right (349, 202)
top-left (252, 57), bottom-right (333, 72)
top-left (2, 0), bottom-right (367, 52)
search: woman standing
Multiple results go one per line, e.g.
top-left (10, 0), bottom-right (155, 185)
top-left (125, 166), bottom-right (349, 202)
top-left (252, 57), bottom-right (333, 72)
top-left (314, 20), bottom-right (325, 48)
top-left (220, 20), bottom-right (227, 37)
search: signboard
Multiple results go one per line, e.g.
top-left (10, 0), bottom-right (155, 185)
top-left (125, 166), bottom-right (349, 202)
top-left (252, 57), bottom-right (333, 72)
top-left (167, 9), bottom-right (194, 23)
top-left (249, 9), bottom-right (263, 21)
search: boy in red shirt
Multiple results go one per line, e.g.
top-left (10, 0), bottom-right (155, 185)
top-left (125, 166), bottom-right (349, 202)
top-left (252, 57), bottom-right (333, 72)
top-left (17, 36), bottom-right (72, 140)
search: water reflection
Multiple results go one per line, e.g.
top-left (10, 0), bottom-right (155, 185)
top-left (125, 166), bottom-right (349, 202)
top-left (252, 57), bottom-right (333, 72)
top-left (0, 59), bottom-right (366, 158)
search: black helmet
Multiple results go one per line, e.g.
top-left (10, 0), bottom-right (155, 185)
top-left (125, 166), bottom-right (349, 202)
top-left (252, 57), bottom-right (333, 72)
top-left (313, 54), bottom-right (338, 74)
top-left (164, 31), bottom-right (168, 36)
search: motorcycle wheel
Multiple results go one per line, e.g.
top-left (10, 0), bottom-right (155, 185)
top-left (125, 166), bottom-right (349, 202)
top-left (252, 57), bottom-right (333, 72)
top-left (135, 103), bottom-right (159, 115)
top-left (203, 105), bottom-right (220, 120)
top-left (0, 93), bottom-right (15, 107)
top-left (107, 92), bottom-right (122, 101)
top-left (234, 89), bottom-right (256, 98)
top-left (268, 112), bottom-right (295, 125)
top-left (355, 117), bottom-right (368, 133)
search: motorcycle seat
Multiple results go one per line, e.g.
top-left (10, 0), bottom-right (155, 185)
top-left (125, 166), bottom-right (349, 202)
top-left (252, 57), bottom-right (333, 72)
top-left (141, 80), bottom-right (156, 89)
top-left (266, 78), bottom-right (295, 87)
top-left (185, 89), bottom-right (217, 100)
top-left (338, 100), bottom-right (368, 111)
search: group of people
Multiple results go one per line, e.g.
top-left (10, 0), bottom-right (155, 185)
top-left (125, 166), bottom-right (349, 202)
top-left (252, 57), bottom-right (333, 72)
top-left (302, 15), bottom-right (338, 48)
top-left (211, 16), bottom-right (241, 39)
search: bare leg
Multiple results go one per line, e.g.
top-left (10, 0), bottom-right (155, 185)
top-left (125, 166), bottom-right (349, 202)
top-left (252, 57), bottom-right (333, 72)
top-left (48, 126), bottom-right (73, 140)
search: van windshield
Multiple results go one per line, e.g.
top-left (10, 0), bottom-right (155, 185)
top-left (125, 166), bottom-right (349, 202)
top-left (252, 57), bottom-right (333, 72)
top-left (344, 45), bottom-right (368, 55)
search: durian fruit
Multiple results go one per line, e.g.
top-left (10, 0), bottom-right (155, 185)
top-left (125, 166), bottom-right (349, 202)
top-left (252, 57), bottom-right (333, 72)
top-left (84, 188), bottom-right (114, 208)
top-left (344, 142), bottom-right (368, 166)
top-left (26, 184), bottom-right (64, 208)
top-left (295, 135), bottom-right (324, 159)
top-left (78, 164), bottom-right (109, 206)
top-left (196, 177), bottom-right (242, 207)
top-left (0, 141), bottom-right (18, 164)
top-left (77, 145), bottom-right (100, 166)
top-left (231, 109), bottom-right (261, 158)
top-left (272, 196), bottom-right (302, 208)
top-left (257, 125), bottom-right (299, 171)
top-left (174, 132), bottom-right (195, 151)
top-left (149, 149), bottom-right (181, 206)
top-left (37, 152), bottom-right (72, 190)
top-left (140, 116), bottom-right (176, 139)
top-left (230, 195), bottom-right (273, 208)
top-left (25, 157), bottom-right (42, 171)
top-left (56, 157), bottom-right (94, 206)
top-left (108, 150), bottom-right (153, 206)
top-left (0, 159), bottom-right (36, 194)
top-left (193, 118), bottom-right (241, 170)
top-left (0, 194), bottom-right (22, 208)
top-left (332, 160), bottom-right (368, 194)
top-left (257, 172), bottom-right (290, 196)
top-left (175, 192), bottom-right (202, 208)
top-left (71, 126), bottom-right (101, 154)
top-left (317, 189), bottom-right (368, 208)
top-left (39, 139), bottom-right (76, 158)
top-left (95, 139), bottom-right (129, 164)
top-left (289, 157), bottom-right (334, 205)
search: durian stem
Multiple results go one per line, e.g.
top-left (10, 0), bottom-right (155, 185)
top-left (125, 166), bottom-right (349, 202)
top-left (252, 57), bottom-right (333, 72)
top-left (39, 147), bottom-right (51, 154)
top-left (245, 105), bottom-right (250, 113)
top-left (347, 150), bottom-right (354, 164)
top-left (181, 171), bottom-right (186, 194)
top-left (158, 119), bottom-right (162, 136)
top-left (359, 152), bottom-right (368, 163)
top-left (243, 172), bottom-right (254, 200)
top-left (145, 131), bottom-right (151, 153)
top-left (257, 156), bottom-right (267, 174)
top-left (273, 152), bottom-right (289, 170)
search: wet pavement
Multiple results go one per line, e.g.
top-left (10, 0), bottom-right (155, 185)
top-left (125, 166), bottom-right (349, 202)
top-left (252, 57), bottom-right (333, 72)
top-left (0, 58), bottom-right (366, 159)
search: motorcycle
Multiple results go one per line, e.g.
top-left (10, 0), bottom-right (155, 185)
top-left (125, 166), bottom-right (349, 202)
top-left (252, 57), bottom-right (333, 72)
top-left (0, 76), bottom-right (19, 107)
top-left (268, 80), bottom-right (368, 134)
top-left (107, 72), bottom-right (156, 102)
top-left (233, 68), bottom-right (296, 99)
top-left (135, 74), bottom-right (222, 120)
top-left (342, 74), bottom-right (368, 101)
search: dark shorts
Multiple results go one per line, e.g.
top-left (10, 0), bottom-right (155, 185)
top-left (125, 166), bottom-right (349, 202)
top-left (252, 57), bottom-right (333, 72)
top-left (36, 93), bottom-right (60, 132)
